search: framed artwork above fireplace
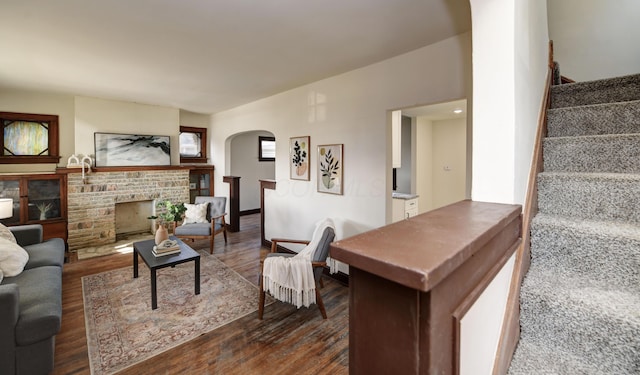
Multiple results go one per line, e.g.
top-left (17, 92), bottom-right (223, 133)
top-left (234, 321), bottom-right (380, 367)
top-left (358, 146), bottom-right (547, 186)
top-left (94, 133), bottom-right (171, 167)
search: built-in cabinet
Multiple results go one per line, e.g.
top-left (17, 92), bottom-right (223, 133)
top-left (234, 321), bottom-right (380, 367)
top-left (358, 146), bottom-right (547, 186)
top-left (187, 165), bottom-right (214, 203)
top-left (392, 195), bottom-right (419, 222)
top-left (0, 173), bottom-right (67, 241)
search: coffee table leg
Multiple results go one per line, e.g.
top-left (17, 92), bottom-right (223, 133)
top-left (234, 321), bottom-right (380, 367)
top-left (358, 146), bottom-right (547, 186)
top-left (151, 268), bottom-right (157, 310)
top-left (133, 249), bottom-right (138, 278)
top-left (195, 257), bottom-right (200, 295)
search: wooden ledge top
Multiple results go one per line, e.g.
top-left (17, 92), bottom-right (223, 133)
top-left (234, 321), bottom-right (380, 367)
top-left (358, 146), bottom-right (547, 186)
top-left (56, 165), bottom-right (204, 174)
top-left (330, 200), bottom-right (522, 292)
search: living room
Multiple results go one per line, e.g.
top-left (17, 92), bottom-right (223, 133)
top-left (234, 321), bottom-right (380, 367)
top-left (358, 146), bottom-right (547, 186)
top-left (5, 0), bottom-right (635, 374)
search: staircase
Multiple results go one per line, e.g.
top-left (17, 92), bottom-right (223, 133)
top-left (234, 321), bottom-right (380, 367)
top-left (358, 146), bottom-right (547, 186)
top-left (508, 73), bottom-right (640, 374)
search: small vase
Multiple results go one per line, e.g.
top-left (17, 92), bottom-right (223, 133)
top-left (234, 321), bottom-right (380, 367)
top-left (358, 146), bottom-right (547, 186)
top-left (155, 225), bottom-right (169, 245)
top-left (296, 162), bottom-right (308, 176)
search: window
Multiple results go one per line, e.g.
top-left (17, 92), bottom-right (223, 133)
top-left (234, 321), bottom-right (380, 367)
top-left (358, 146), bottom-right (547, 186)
top-left (179, 126), bottom-right (207, 163)
top-left (0, 112), bottom-right (60, 164)
top-left (258, 136), bottom-right (275, 162)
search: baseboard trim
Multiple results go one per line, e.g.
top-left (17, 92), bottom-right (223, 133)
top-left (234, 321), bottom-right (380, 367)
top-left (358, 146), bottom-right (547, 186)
top-left (240, 209), bottom-right (260, 216)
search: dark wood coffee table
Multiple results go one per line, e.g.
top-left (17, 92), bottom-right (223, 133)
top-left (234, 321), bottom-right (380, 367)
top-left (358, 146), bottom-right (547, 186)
top-left (133, 236), bottom-right (200, 310)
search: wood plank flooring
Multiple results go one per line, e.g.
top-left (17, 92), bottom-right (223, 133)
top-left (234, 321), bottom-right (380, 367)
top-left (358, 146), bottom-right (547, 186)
top-left (54, 214), bottom-right (349, 374)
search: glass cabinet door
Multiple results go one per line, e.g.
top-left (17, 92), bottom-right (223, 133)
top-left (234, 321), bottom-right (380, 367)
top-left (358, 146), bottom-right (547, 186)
top-left (0, 179), bottom-right (20, 225)
top-left (188, 167), bottom-right (214, 203)
top-left (27, 178), bottom-right (62, 221)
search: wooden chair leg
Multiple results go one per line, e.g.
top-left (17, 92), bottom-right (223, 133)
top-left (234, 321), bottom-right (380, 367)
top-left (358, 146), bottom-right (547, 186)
top-left (223, 229), bottom-right (228, 243)
top-left (258, 276), bottom-right (266, 320)
top-left (209, 236), bottom-right (214, 254)
top-left (315, 287), bottom-right (327, 319)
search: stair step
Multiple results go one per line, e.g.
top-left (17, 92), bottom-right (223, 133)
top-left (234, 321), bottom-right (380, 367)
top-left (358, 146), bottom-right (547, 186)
top-left (537, 172), bottom-right (640, 223)
top-left (518, 265), bottom-right (640, 373)
top-left (551, 73), bottom-right (640, 109)
top-left (547, 100), bottom-right (640, 137)
top-left (531, 214), bottom-right (640, 292)
top-left (508, 338), bottom-right (606, 375)
top-left (543, 133), bottom-right (640, 173)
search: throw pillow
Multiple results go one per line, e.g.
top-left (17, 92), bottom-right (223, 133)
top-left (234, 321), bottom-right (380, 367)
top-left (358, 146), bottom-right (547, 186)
top-left (183, 202), bottom-right (209, 224)
top-left (0, 223), bottom-right (17, 244)
top-left (0, 237), bottom-right (29, 277)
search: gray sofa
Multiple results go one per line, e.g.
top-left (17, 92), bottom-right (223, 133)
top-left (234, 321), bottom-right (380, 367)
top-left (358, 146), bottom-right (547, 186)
top-left (0, 224), bottom-right (65, 375)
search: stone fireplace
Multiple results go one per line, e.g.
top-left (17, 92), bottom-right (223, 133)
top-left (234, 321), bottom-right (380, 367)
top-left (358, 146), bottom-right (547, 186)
top-left (66, 169), bottom-right (189, 251)
top-left (114, 200), bottom-right (155, 240)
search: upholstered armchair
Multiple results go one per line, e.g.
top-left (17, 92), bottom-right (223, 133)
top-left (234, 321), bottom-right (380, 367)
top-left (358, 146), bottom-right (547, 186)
top-left (174, 196), bottom-right (227, 254)
top-left (259, 220), bottom-right (335, 319)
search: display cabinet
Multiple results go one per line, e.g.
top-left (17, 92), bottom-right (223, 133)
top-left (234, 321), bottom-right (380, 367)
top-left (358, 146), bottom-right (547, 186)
top-left (187, 165), bottom-right (214, 203)
top-left (0, 173), bottom-right (67, 241)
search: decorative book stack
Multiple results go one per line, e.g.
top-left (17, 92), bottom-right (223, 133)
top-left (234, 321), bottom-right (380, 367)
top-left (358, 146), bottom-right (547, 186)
top-left (152, 240), bottom-right (181, 257)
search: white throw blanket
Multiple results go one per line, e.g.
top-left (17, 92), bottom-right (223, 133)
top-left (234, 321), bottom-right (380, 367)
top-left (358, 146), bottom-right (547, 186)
top-left (262, 218), bottom-right (336, 308)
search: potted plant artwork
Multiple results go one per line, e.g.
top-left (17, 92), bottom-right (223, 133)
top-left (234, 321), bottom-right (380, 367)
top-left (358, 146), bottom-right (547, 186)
top-left (317, 144), bottom-right (343, 195)
top-left (290, 136), bottom-right (310, 180)
top-left (35, 202), bottom-right (53, 220)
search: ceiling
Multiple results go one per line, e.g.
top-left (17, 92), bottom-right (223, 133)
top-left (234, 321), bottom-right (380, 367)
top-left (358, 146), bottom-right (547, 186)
top-left (0, 0), bottom-right (470, 114)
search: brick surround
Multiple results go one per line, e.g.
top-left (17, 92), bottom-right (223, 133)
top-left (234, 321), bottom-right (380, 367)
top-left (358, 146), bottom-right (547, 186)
top-left (67, 169), bottom-right (189, 251)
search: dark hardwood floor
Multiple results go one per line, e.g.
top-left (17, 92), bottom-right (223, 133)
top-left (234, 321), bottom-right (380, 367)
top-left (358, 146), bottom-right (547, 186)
top-left (54, 214), bottom-right (349, 374)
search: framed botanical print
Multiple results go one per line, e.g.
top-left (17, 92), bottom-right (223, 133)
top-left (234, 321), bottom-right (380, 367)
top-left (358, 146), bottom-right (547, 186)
top-left (317, 144), bottom-right (343, 195)
top-left (290, 136), bottom-right (310, 180)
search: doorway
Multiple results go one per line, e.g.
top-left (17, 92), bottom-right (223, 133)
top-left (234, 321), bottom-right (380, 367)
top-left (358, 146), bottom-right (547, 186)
top-left (394, 99), bottom-right (469, 214)
top-left (229, 130), bottom-right (276, 215)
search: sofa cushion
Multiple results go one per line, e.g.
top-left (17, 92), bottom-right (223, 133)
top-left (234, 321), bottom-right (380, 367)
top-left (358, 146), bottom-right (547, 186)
top-left (0, 237), bottom-right (29, 277)
top-left (175, 222), bottom-right (219, 236)
top-left (3, 266), bottom-right (62, 346)
top-left (183, 202), bottom-right (209, 224)
top-left (23, 238), bottom-right (65, 270)
top-left (0, 223), bottom-right (17, 243)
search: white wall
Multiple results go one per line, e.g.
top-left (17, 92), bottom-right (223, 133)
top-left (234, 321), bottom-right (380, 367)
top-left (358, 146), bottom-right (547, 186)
top-left (432, 118), bottom-right (467, 209)
top-left (0, 89), bottom-right (75, 173)
top-left (548, 0), bottom-right (640, 82)
top-left (75, 96), bottom-right (180, 165)
top-left (415, 117), bottom-right (434, 212)
top-left (179, 110), bottom-right (209, 128)
top-left (414, 116), bottom-right (466, 213)
top-left (470, 0), bottom-right (548, 206)
top-left (211, 33), bottom-right (471, 247)
top-left (467, 0), bottom-right (549, 373)
top-left (229, 131), bottom-right (276, 211)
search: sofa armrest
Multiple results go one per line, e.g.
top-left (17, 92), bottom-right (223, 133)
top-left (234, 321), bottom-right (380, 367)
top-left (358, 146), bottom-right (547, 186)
top-left (9, 224), bottom-right (43, 247)
top-left (0, 284), bottom-right (19, 374)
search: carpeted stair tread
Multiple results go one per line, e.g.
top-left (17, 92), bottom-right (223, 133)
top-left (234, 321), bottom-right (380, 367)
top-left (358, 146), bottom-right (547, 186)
top-left (547, 100), bottom-right (640, 137)
top-left (551, 73), bottom-right (640, 109)
top-left (537, 172), bottom-right (640, 223)
top-left (543, 133), bottom-right (640, 173)
top-left (519, 265), bottom-right (640, 373)
top-left (508, 338), bottom-right (611, 375)
top-left (511, 71), bottom-right (640, 374)
top-left (531, 214), bottom-right (640, 292)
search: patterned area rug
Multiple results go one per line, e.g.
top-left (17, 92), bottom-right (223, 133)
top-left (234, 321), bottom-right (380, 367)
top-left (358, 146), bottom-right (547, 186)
top-left (82, 250), bottom-right (269, 375)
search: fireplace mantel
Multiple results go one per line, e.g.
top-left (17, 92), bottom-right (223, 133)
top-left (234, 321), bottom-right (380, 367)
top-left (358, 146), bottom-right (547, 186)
top-left (56, 165), bottom-right (194, 174)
